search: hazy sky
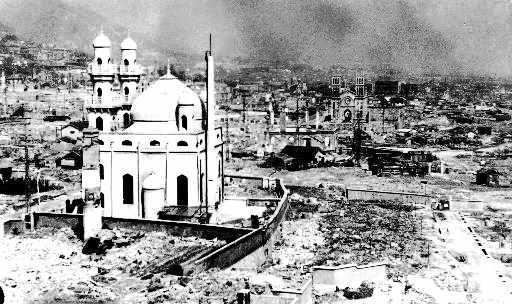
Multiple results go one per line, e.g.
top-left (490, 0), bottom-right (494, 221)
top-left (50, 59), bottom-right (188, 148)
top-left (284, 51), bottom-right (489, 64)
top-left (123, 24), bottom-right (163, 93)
top-left (7, 0), bottom-right (512, 76)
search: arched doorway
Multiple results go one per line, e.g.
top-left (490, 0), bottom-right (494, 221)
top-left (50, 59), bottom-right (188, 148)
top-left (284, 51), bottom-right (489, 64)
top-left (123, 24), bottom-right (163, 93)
top-left (123, 113), bottom-right (130, 128)
top-left (124, 86), bottom-right (129, 96)
top-left (97, 87), bottom-right (102, 97)
top-left (96, 116), bottom-right (103, 131)
top-left (177, 175), bottom-right (188, 206)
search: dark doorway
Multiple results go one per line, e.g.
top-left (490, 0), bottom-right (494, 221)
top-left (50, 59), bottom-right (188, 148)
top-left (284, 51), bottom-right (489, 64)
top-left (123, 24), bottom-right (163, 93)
top-left (96, 117), bottom-right (103, 131)
top-left (123, 113), bottom-right (130, 128)
top-left (181, 115), bottom-right (187, 130)
top-left (177, 175), bottom-right (188, 206)
top-left (122, 174), bottom-right (134, 204)
top-left (100, 192), bottom-right (104, 208)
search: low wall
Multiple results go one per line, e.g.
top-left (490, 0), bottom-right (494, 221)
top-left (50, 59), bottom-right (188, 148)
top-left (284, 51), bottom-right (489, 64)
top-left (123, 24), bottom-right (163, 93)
top-left (183, 178), bottom-right (290, 275)
top-left (271, 279), bottom-right (313, 304)
top-left (251, 295), bottom-right (297, 304)
top-left (3, 219), bottom-right (23, 235)
top-left (32, 212), bottom-right (83, 230)
top-left (347, 188), bottom-right (431, 205)
top-left (102, 217), bottom-right (252, 242)
top-left (313, 262), bottom-right (388, 290)
top-left (450, 200), bottom-right (484, 212)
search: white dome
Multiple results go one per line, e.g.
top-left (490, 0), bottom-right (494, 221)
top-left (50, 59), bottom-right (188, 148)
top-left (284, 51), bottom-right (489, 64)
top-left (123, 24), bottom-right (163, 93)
top-left (142, 173), bottom-right (164, 190)
top-left (93, 32), bottom-right (111, 48)
top-left (121, 36), bottom-right (137, 50)
top-left (130, 73), bottom-right (203, 123)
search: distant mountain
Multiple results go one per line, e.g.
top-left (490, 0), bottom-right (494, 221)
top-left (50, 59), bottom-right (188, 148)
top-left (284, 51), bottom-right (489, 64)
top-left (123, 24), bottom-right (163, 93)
top-left (0, 0), bottom-right (161, 60)
top-left (0, 21), bottom-right (14, 38)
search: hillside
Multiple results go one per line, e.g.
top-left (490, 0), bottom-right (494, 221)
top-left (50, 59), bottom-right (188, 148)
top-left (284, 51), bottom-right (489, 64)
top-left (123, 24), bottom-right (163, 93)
top-left (0, 0), bottom-right (159, 58)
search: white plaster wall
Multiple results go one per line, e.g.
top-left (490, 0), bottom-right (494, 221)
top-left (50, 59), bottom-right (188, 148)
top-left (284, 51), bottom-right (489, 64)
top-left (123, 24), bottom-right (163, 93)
top-left (142, 188), bottom-right (165, 219)
top-left (93, 82), bottom-right (113, 105)
top-left (110, 150), bottom-right (140, 218)
top-left (98, 129), bottom-right (224, 218)
top-left (94, 47), bottom-right (111, 65)
top-left (99, 148), bottom-right (112, 217)
top-left (120, 81), bottom-right (137, 101)
top-left (121, 49), bottom-right (136, 65)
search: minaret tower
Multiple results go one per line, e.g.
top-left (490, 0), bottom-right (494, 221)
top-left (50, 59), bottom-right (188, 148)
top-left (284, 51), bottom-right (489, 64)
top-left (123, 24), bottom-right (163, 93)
top-left (119, 35), bottom-right (142, 103)
top-left (205, 36), bottom-right (221, 214)
top-left (87, 30), bottom-right (116, 131)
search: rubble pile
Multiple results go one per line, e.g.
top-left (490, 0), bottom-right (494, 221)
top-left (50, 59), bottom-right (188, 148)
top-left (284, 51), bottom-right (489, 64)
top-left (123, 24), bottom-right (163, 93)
top-left (316, 200), bottom-right (427, 277)
top-left (0, 227), bottom-right (226, 303)
top-left (91, 228), bottom-right (226, 277)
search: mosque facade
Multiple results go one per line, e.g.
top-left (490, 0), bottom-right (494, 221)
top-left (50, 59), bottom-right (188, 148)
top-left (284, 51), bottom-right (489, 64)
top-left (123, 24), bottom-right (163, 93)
top-left (82, 32), bottom-right (224, 220)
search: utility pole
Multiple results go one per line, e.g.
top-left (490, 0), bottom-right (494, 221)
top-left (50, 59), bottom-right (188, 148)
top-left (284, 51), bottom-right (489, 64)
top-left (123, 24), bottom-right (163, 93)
top-left (225, 112), bottom-right (230, 162)
top-left (24, 145), bottom-right (30, 213)
top-left (296, 97), bottom-right (299, 142)
top-left (242, 95), bottom-right (247, 132)
top-left (353, 109), bottom-right (362, 166)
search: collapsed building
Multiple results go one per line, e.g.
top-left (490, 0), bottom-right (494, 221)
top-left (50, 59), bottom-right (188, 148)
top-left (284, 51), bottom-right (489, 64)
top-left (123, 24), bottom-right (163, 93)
top-left (367, 146), bottom-right (436, 176)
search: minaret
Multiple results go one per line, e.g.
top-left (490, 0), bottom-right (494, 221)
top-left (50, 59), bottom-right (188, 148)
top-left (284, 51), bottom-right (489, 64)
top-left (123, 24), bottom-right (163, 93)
top-left (88, 30), bottom-right (115, 131)
top-left (119, 35), bottom-right (141, 103)
top-left (91, 30), bottom-right (114, 105)
top-left (205, 36), bottom-right (219, 212)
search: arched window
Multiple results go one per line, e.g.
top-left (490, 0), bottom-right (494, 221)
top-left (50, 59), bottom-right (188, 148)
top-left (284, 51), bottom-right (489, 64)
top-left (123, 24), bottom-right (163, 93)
top-left (97, 87), bottom-right (102, 97)
top-left (123, 113), bottom-right (130, 128)
top-left (181, 115), bottom-right (187, 130)
top-left (96, 117), bottom-right (103, 131)
top-left (122, 140), bottom-right (132, 146)
top-left (150, 140), bottom-right (160, 146)
top-left (122, 174), bottom-right (134, 204)
top-left (124, 87), bottom-right (129, 96)
top-left (124, 58), bottom-right (129, 66)
top-left (100, 192), bottom-right (104, 208)
top-left (177, 141), bottom-right (188, 146)
top-left (177, 175), bottom-right (188, 206)
top-left (96, 58), bottom-right (102, 65)
top-left (99, 164), bottom-right (104, 180)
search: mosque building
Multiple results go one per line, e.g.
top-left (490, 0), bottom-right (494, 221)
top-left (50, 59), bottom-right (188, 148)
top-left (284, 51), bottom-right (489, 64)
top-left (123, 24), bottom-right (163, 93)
top-left (82, 32), bottom-right (224, 221)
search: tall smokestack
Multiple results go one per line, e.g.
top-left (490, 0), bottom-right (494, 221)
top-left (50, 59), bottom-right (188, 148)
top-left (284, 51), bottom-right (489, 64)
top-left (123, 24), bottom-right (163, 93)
top-left (205, 34), bottom-right (218, 213)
